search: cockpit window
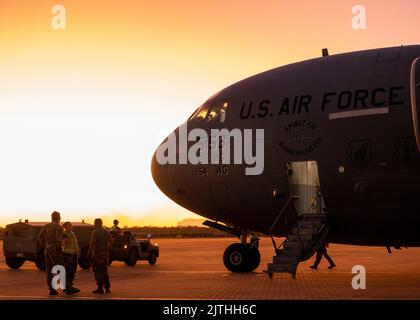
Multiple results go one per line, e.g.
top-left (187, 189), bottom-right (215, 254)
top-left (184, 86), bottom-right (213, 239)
top-left (206, 102), bottom-right (228, 123)
top-left (194, 105), bottom-right (210, 120)
top-left (191, 101), bottom-right (229, 123)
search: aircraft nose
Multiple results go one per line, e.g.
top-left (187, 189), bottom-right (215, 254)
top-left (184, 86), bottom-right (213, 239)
top-left (151, 150), bottom-right (169, 194)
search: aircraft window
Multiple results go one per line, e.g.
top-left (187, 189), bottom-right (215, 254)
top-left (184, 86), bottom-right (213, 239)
top-left (192, 105), bottom-right (210, 121)
top-left (191, 102), bottom-right (229, 123)
top-left (206, 102), bottom-right (228, 123)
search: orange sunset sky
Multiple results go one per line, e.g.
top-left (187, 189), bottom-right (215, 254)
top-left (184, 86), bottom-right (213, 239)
top-left (0, 0), bottom-right (419, 226)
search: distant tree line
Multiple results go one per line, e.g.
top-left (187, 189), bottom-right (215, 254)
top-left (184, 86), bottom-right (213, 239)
top-left (121, 226), bottom-right (234, 239)
top-left (0, 226), bottom-right (236, 240)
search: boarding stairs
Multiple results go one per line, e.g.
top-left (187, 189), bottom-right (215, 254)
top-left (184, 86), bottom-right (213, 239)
top-left (265, 213), bottom-right (329, 279)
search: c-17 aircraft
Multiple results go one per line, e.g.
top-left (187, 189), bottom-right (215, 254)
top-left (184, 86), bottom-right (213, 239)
top-left (151, 45), bottom-right (420, 278)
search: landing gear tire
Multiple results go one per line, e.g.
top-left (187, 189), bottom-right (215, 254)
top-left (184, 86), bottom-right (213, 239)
top-left (223, 243), bottom-right (260, 273)
top-left (247, 246), bottom-right (261, 272)
top-left (6, 257), bottom-right (25, 269)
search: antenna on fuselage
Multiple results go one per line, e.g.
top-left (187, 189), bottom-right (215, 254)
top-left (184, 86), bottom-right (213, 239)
top-left (322, 48), bottom-right (329, 57)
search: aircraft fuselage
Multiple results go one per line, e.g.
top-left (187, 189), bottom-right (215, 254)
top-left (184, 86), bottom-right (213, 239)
top-left (152, 45), bottom-right (420, 247)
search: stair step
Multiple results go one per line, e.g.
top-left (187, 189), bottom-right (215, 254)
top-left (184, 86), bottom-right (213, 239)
top-left (283, 241), bottom-right (306, 250)
top-left (273, 256), bottom-right (298, 264)
top-left (277, 248), bottom-right (303, 257)
top-left (287, 234), bottom-right (313, 242)
top-left (266, 213), bottom-right (329, 279)
top-left (291, 226), bottom-right (316, 235)
top-left (300, 220), bottom-right (322, 228)
top-left (300, 214), bottom-right (326, 220)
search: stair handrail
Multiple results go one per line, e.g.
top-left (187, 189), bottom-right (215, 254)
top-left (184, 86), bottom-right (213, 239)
top-left (268, 194), bottom-right (298, 235)
top-left (295, 215), bottom-right (327, 254)
top-left (295, 191), bottom-right (324, 251)
top-left (307, 189), bottom-right (322, 214)
top-left (271, 189), bottom-right (324, 254)
top-left (295, 214), bottom-right (308, 251)
top-left (272, 192), bottom-right (320, 252)
top-left (275, 214), bottom-right (327, 255)
top-left (277, 211), bottom-right (311, 253)
top-left (269, 194), bottom-right (299, 253)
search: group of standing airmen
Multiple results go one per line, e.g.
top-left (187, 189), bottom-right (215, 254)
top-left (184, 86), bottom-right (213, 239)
top-left (38, 211), bottom-right (114, 296)
top-left (37, 211), bottom-right (333, 295)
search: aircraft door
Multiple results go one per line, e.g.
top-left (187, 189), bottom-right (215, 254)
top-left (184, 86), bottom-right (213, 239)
top-left (410, 57), bottom-right (420, 152)
top-left (287, 161), bottom-right (325, 215)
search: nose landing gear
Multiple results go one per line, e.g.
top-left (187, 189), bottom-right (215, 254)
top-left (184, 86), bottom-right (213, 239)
top-left (203, 220), bottom-right (261, 273)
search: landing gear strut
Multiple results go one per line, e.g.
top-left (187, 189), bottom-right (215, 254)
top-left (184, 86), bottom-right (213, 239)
top-left (203, 220), bottom-right (261, 273)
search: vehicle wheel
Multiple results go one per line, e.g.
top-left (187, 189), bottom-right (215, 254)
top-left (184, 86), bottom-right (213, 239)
top-left (78, 246), bottom-right (92, 269)
top-left (35, 251), bottom-right (46, 271)
top-left (6, 257), bottom-right (25, 270)
top-left (148, 251), bottom-right (157, 265)
top-left (247, 246), bottom-right (261, 272)
top-left (124, 248), bottom-right (138, 267)
top-left (223, 243), bottom-right (253, 273)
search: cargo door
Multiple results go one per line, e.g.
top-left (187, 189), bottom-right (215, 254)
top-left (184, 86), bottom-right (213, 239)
top-left (287, 161), bottom-right (326, 215)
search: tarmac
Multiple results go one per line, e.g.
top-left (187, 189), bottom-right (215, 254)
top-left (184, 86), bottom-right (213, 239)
top-left (1, 238), bottom-right (420, 300)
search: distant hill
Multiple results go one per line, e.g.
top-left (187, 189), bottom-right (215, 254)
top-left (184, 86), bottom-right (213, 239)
top-left (177, 218), bottom-right (205, 227)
